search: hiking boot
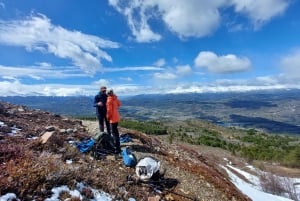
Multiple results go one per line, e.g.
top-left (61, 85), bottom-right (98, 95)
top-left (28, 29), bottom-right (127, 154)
top-left (114, 153), bottom-right (122, 160)
top-left (114, 149), bottom-right (121, 154)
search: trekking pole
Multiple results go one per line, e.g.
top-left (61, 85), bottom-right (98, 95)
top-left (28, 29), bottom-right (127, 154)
top-left (146, 182), bottom-right (198, 201)
top-left (127, 176), bottom-right (197, 201)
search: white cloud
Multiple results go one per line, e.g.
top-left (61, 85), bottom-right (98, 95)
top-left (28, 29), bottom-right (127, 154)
top-left (119, 77), bottom-right (133, 81)
top-left (0, 63), bottom-right (163, 81)
top-left (156, 0), bottom-right (223, 38)
top-left (104, 66), bottom-right (163, 72)
top-left (109, 0), bottom-right (290, 41)
top-left (107, 84), bottom-right (143, 96)
top-left (108, 0), bottom-right (161, 43)
top-left (109, 0), bottom-right (222, 41)
top-left (167, 80), bottom-right (298, 94)
top-left (1, 74), bottom-right (300, 97)
top-left (35, 62), bottom-right (52, 68)
top-left (153, 72), bottom-right (177, 80)
top-left (194, 51), bottom-right (251, 73)
top-left (215, 76), bottom-right (283, 87)
top-left (0, 79), bottom-right (97, 96)
top-left (255, 76), bottom-right (280, 85)
top-left (176, 65), bottom-right (192, 76)
top-left (151, 64), bottom-right (191, 82)
top-left (230, 0), bottom-right (290, 29)
top-left (92, 79), bottom-right (110, 89)
top-left (0, 13), bottom-right (119, 74)
top-left (280, 49), bottom-right (300, 78)
top-left (153, 58), bottom-right (166, 67)
top-left (0, 65), bottom-right (89, 79)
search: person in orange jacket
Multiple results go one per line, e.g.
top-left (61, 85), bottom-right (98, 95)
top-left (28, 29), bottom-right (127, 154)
top-left (106, 89), bottom-right (122, 154)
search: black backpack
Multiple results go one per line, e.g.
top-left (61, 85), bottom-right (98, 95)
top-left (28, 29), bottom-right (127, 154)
top-left (92, 132), bottom-right (116, 159)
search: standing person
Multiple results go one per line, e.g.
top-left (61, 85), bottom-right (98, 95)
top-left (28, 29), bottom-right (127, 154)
top-left (94, 86), bottom-right (110, 134)
top-left (106, 89), bottom-right (122, 154)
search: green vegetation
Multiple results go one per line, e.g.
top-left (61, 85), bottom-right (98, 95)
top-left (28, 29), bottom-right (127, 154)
top-left (239, 130), bottom-right (300, 167)
top-left (77, 116), bottom-right (97, 121)
top-left (167, 123), bottom-right (241, 155)
top-left (120, 118), bottom-right (300, 168)
top-left (119, 119), bottom-right (167, 135)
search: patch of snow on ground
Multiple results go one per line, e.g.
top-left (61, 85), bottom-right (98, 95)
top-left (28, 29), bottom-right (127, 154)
top-left (222, 165), bottom-right (294, 201)
top-left (0, 183), bottom-right (113, 201)
top-left (0, 193), bottom-right (19, 201)
top-left (220, 156), bottom-right (300, 201)
top-left (227, 164), bottom-right (261, 187)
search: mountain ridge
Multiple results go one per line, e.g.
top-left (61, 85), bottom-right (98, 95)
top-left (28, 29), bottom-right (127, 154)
top-left (1, 89), bottom-right (299, 135)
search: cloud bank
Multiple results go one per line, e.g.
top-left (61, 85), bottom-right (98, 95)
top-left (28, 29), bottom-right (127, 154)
top-left (0, 13), bottom-right (120, 74)
top-left (194, 51), bottom-right (251, 73)
top-left (109, 0), bottom-right (290, 42)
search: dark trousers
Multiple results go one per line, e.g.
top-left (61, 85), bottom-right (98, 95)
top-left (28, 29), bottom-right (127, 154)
top-left (97, 114), bottom-right (110, 134)
top-left (111, 122), bottom-right (121, 153)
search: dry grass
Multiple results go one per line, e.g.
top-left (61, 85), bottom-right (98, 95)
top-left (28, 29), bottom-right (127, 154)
top-left (0, 102), bottom-right (251, 200)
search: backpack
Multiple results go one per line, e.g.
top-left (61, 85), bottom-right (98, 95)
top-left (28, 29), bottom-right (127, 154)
top-left (121, 147), bottom-right (137, 167)
top-left (93, 132), bottom-right (115, 150)
top-left (92, 132), bottom-right (116, 159)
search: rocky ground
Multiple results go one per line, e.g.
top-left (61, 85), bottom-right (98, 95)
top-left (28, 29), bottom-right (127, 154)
top-left (0, 101), bottom-right (251, 201)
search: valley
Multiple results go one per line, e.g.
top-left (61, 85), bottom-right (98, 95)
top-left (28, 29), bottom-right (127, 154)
top-left (1, 89), bottom-right (300, 135)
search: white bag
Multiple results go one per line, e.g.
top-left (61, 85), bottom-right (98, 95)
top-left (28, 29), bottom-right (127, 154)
top-left (135, 157), bottom-right (160, 181)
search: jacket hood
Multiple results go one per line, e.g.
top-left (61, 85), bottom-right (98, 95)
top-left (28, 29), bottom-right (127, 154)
top-left (109, 94), bottom-right (117, 99)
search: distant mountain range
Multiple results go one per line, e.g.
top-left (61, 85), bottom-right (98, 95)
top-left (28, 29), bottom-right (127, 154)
top-left (1, 89), bottom-right (300, 135)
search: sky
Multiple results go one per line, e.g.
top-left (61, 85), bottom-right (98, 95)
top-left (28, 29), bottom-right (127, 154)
top-left (0, 0), bottom-right (300, 96)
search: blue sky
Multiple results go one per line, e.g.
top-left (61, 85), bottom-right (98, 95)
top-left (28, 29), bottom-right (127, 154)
top-left (0, 0), bottom-right (300, 96)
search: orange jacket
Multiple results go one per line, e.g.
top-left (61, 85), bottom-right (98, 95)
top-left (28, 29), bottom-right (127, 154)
top-left (106, 94), bottom-right (121, 123)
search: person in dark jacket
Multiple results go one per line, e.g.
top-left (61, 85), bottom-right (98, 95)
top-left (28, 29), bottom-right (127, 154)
top-left (94, 86), bottom-right (110, 134)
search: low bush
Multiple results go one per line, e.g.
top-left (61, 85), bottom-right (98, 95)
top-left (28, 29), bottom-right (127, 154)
top-left (120, 119), bottom-right (167, 135)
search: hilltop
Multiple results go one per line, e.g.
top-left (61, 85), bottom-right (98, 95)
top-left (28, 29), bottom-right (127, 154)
top-left (0, 101), bottom-right (252, 200)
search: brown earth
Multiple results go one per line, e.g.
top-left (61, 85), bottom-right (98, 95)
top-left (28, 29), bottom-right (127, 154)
top-left (0, 101), bottom-right (252, 201)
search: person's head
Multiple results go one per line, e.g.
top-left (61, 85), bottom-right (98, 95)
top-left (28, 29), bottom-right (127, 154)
top-left (107, 89), bottom-right (114, 96)
top-left (100, 86), bottom-right (107, 93)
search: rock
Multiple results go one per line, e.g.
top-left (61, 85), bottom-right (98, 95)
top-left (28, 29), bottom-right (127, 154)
top-left (164, 194), bottom-right (175, 201)
top-left (148, 195), bottom-right (160, 201)
top-left (17, 107), bottom-right (25, 112)
top-left (45, 126), bottom-right (56, 132)
top-left (40, 131), bottom-right (55, 144)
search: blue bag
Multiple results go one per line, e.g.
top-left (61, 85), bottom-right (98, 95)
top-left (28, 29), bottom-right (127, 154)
top-left (76, 138), bottom-right (95, 153)
top-left (121, 147), bottom-right (137, 167)
top-left (120, 133), bottom-right (132, 143)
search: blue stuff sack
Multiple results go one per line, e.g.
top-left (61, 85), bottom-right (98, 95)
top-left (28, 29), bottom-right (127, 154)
top-left (121, 147), bottom-right (137, 167)
top-left (120, 133), bottom-right (132, 143)
top-left (76, 138), bottom-right (95, 153)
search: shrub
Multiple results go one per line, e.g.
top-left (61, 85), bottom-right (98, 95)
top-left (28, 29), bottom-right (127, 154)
top-left (283, 147), bottom-right (300, 168)
top-left (259, 172), bottom-right (299, 201)
top-left (120, 119), bottom-right (167, 135)
top-left (259, 172), bottom-right (285, 195)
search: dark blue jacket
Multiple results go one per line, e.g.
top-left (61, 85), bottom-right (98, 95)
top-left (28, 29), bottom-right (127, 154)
top-left (94, 92), bottom-right (108, 116)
